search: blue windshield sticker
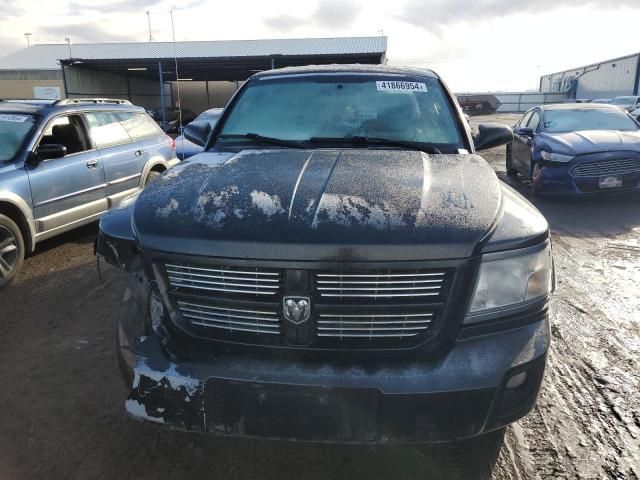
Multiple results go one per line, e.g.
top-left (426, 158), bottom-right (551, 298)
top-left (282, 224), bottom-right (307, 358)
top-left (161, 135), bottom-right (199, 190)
top-left (0, 114), bottom-right (30, 123)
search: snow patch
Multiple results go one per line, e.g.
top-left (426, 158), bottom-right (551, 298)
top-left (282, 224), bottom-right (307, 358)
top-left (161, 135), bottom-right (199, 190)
top-left (125, 399), bottom-right (165, 424)
top-left (250, 190), bottom-right (286, 217)
top-left (156, 198), bottom-right (179, 218)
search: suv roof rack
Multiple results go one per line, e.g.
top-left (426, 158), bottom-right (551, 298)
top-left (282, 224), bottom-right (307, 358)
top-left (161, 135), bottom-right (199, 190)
top-left (0, 99), bottom-right (57, 104)
top-left (54, 98), bottom-right (132, 106)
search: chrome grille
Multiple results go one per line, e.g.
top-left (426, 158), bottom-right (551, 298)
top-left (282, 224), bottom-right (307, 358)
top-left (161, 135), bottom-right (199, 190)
top-left (571, 158), bottom-right (640, 177)
top-left (165, 263), bottom-right (281, 295)
top-left (177, 300), bottom-right (280, 334)
top-left (316, 271), bottom-right (446, 299)
top-left (317, 312), bottom-right (433, 338)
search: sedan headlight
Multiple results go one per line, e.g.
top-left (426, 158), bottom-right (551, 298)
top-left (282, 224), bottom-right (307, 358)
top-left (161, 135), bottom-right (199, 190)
top-left (466, 243), bottom-right (553, 320)
top-left (540, 150), bottom-right (573, 163)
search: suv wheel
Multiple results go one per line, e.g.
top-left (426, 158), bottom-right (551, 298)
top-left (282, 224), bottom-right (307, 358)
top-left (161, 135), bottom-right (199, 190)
top-left (0, 214), bottom-right (24, 288)
top-left (145, 170), bottom-right (162, 185)
top-left (505, 145), bottom-right (518, 176)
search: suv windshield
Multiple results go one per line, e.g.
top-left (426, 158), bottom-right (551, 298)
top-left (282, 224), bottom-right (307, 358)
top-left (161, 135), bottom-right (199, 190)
top-left (216, 75), bottom-right (464, 153)
top-left (611, 96), bottom-right (636, 105)
top-left (542, 108), bottom-right (639, 133)
top-left (0, 113), bottom-right (35, 161)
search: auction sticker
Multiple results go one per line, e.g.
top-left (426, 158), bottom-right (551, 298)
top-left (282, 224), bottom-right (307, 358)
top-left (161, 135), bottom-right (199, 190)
top-left (0, 114), bottom-right (30, 123)
top-left (376, 81), bottom-right (427, 92)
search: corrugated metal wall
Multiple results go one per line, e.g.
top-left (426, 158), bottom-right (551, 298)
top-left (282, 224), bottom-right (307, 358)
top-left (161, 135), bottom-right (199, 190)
top-left (172, 81), bottom-right (239, 113)
top-left (540, 53), bottom-right (640, 99)
top-left (65, 66), bottom-right (170, 109)
top-left (576, 55), bottom-right (639, 99)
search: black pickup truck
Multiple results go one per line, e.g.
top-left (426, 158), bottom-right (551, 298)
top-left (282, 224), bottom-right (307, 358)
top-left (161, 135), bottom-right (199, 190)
top-left (97, 65), bottom-right (554, 443)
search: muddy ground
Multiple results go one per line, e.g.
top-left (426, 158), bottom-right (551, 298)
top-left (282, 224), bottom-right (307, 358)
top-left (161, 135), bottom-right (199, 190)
top-left (0, 113), bottom-right (638, 479)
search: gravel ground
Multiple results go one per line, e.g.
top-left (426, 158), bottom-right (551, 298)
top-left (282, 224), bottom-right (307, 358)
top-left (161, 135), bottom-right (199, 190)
top-left (0, 113), bottom-right (638, 479)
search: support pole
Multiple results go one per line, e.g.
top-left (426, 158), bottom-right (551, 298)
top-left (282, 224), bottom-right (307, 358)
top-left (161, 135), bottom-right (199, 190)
top-left (61, 64), bottom-right (69, 98)
top-left (205, 79), bottom-right (210, 108)
top-left (158, 61), bottom-right (167, 131)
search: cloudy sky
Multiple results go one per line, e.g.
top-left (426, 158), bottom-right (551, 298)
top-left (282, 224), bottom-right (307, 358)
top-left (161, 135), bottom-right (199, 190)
top-left (1, 0), bottom-right (639, 92)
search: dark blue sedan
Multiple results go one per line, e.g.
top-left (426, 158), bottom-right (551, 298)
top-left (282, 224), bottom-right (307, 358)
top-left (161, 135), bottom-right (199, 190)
top-left (506, 104), bottom-right (640, 195)
top-left (175, 108), bottom-right (223, 159)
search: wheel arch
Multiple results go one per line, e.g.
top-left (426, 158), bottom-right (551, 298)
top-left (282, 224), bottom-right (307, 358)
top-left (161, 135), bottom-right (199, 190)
top-left (0, 197), bottom-right (35, 253)
top-left (140, 157), bottom-right (170, 185)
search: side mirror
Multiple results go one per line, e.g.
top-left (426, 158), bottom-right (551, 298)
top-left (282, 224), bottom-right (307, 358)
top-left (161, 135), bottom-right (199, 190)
top-left (183, 120), bottom-right (212, 147)
top-left (35, 144), bottom-right (67, 162)
top-left (513, 127), bottom-right (535, 138)
top-left (474, 123), bottom-right (514, 151)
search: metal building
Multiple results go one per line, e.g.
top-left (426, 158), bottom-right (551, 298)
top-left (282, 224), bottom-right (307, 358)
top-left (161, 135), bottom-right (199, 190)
top-left (0, 36), bottom-right (387, 111)
top-left (539, 52), bottom-right (640, 100)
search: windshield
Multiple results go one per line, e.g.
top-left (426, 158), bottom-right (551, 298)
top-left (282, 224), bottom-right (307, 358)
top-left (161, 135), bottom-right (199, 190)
top-left (0, 113), bottom-right (35, 161)
top-left (542, 108), bottom-right (638, 133)
top-left (215, 75), bottom-right (463, 152)
top-left (611, 97), bottom-right (636, 105)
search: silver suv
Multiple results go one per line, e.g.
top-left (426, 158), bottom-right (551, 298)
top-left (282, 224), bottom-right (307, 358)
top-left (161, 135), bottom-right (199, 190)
top-left (0, 98), bottom-right (179, 288)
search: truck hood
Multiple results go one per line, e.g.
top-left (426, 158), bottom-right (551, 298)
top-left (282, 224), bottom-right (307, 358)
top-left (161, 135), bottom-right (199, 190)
top-left (133, 149), bottom-right (502, 261)
top-left (538, 130), bottom-right (640, 155)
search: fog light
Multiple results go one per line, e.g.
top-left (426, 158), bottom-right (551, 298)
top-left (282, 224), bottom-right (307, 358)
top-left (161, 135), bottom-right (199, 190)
top-left (506, 371), bottom-right (527, 389)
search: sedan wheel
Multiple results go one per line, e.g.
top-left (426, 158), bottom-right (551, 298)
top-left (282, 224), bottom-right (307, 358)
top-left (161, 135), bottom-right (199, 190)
top-left (0, 215), bottom-right (25, 288)
top-left (531, 162), bottom-right (543, 195)
top-left (505, 145), bottom-right (518, 176)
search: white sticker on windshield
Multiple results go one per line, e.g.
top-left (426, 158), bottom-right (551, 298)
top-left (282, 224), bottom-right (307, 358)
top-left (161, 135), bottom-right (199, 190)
top-left (376, 81), bottom-right (427, 93)
top-left (0, 114), bottom-right (30, 123)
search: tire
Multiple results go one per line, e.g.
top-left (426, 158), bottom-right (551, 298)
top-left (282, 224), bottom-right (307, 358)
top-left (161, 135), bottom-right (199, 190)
top-left (0, 214), bottom-right (25, 289)
top-left (505, 145), bottom-right (518, 176)
top-left (145, 170), bottom-right (162, 185)
top-left (531, 162), bottom-right (543, 196)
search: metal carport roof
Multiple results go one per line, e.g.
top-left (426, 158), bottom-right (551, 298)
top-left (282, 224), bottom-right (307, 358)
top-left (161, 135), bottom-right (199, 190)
top-left (1, 37), bottom-right (387, 81)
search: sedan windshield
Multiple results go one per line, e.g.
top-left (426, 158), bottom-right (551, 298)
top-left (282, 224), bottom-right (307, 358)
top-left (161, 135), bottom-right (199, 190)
top-left (216, 75), bottom-right (463, 152)
top-left (0, 113), bottom-right (35, 161)
top-left (542, 108), bottom-right (639, 133)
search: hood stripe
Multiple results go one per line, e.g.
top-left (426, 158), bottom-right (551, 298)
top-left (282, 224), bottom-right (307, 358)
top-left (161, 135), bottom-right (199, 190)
top-left (288, 154), bottom-right (312, 220)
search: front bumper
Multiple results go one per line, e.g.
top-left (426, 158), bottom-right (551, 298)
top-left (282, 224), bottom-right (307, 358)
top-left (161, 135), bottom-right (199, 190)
top-left (536, 162), bottom-right (640, 196)
top-left (117, 277), bottom-right (550, 444)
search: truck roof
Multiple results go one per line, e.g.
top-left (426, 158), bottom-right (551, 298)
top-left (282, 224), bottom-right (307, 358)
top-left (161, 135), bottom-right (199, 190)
top-left (252, 64), bottom-right (438, 79)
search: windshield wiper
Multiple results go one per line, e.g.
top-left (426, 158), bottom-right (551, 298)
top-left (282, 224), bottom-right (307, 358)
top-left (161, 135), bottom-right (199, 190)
top-left (308, 136), bottom-right (441, 154)
top-left (218, 133), bottom-right (305, 149)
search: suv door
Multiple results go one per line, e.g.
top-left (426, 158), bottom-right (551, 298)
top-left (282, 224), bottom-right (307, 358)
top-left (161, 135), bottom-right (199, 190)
top-left (85, 111), bottom-right (148, 207)
top-left (27, 114), bottom-right (107, 234)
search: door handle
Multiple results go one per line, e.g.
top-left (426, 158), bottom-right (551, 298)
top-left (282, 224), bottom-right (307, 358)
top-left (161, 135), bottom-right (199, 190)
top-left (135, 149), bottom-right (144, 157)
top-left (86, 159), bottom-right (98, 168)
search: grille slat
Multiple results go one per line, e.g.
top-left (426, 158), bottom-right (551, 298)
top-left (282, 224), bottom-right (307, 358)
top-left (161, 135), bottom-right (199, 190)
top-left (166, 263), bottom-right (281, 295)
top-left (317, 312), bottom-right (434, 339)
top-left (177, 300), bottom-right (280, 335)
top-left (572, 158), bottom-right (640, 177)
top-left (316, 270), bottom-right (446, 299)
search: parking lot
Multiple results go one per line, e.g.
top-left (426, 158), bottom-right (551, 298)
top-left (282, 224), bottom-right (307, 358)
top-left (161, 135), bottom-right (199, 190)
top-left (0, 113), bottom-right (638, 479)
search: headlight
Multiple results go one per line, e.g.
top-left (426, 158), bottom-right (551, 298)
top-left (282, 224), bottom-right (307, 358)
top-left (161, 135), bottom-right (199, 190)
top-left (540, 150), bottom-right (573, 163)
top-left (466, 243), bottom-right (553, 320)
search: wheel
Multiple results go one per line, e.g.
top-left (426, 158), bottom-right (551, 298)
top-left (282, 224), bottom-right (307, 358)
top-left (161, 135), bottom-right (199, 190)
top-left (531, 162), bottom-right (543, 196)
top-left (145, 170), bottom-right (162, 185)
top-left (0, 214), bottom-right (25, 288)
top-left (505, 145), bottom-right (518, 176)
